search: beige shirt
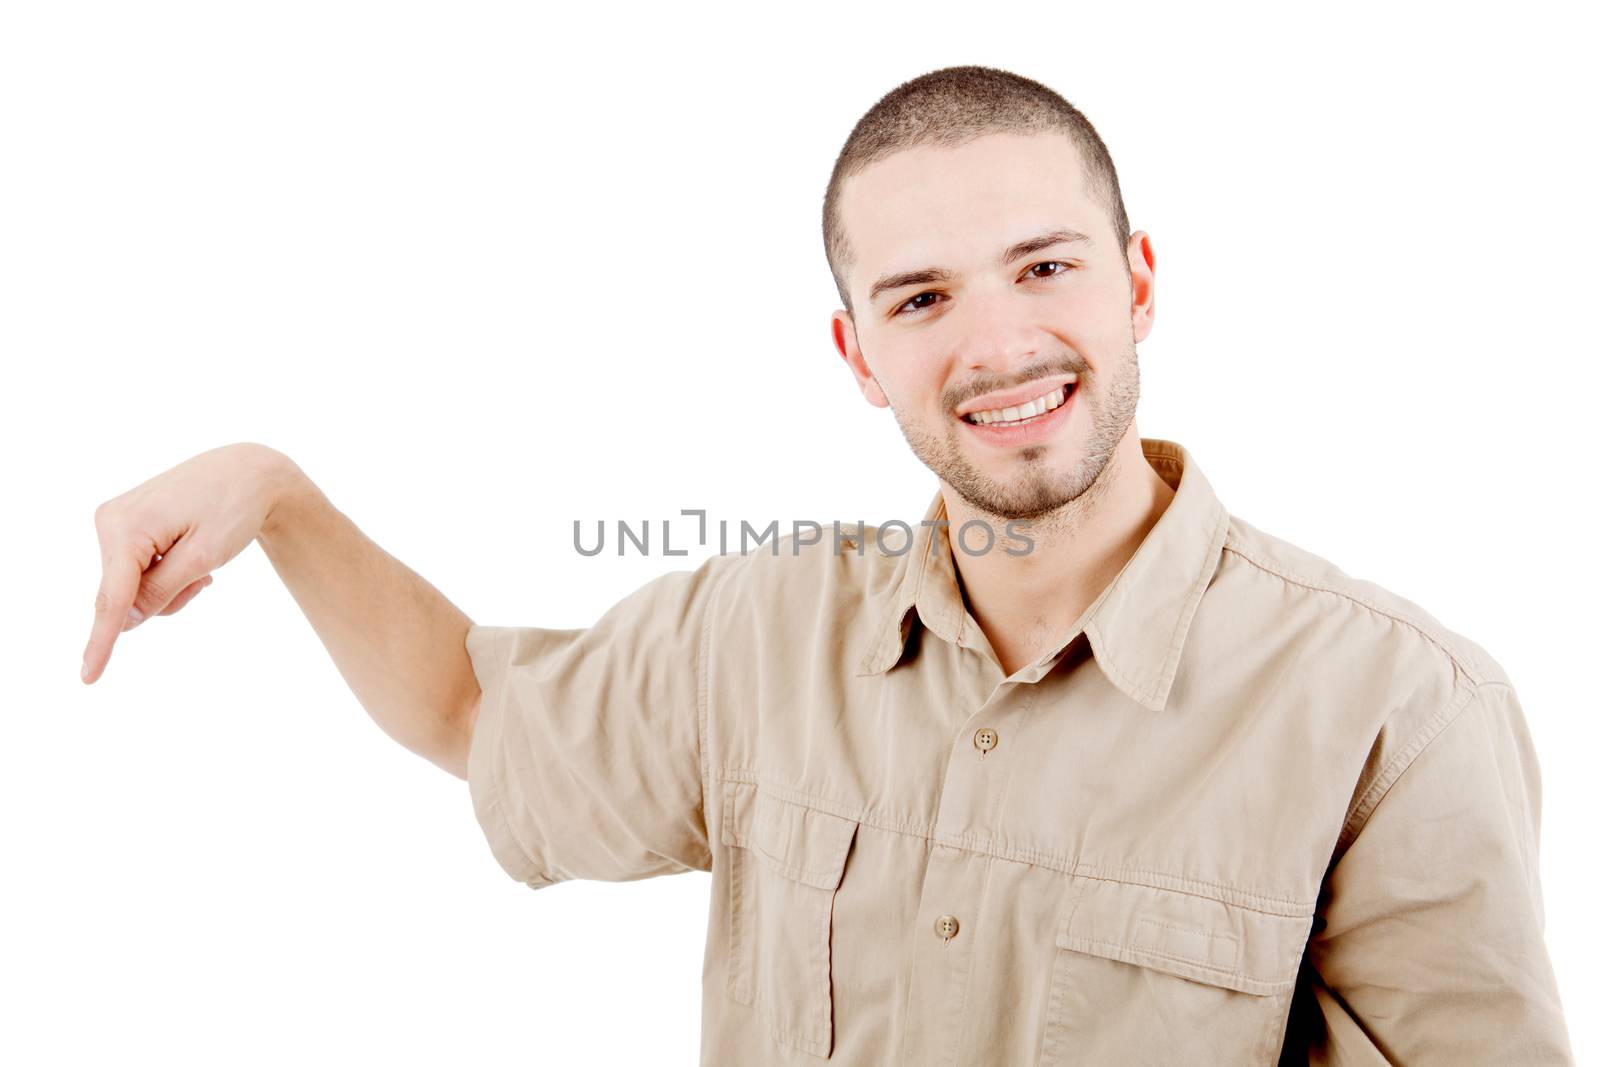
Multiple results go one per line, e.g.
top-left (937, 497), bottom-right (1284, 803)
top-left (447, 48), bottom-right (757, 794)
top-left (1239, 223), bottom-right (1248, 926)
top-left (465, 437), bottom-right (1572, 1065)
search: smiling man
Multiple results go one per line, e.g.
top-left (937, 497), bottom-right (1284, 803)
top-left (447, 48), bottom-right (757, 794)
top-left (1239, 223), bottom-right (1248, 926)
top-left (827, 119), bottom-right (1161, 680)
top-left (85, 66), bottom-right (1572, 1065)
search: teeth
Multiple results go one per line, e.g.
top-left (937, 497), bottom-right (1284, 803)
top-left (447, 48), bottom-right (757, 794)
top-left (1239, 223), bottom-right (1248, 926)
top-left (966, 384), bottom-right (1070, 425)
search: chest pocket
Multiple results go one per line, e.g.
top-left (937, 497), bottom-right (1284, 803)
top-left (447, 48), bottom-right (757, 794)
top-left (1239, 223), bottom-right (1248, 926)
top-left (722, 782), bottom-right (860, 1059)
top-left (1039, 876), bottom-right (1313, 1066)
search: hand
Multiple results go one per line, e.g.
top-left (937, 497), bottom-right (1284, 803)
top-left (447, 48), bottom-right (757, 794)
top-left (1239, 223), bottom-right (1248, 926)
top-left (82, 442), bottom-right (296, 684)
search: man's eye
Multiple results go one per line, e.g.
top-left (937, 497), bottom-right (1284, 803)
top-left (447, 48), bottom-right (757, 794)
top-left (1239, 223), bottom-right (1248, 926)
top-left (893, 292), bottom-right (943, 317)
top-left (1026, 260), bottom-right (1071, 279)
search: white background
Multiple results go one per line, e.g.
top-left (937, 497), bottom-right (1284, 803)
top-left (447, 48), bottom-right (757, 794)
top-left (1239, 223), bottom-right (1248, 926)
top-left (4, 2), bottom-right (1596, 1063)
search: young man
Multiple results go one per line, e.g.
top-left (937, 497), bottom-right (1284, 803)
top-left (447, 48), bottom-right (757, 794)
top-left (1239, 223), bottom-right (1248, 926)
top-left (83, 67), bottom-right (1572, 1064)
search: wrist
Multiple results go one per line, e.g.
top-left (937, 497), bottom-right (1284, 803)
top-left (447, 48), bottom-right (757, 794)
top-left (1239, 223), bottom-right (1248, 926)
top-left (254, 446), bottom-right (313, 546)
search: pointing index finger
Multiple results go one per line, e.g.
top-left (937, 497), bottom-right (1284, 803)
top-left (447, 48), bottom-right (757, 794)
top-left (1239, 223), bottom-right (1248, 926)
top-left (83, 549), bottom-right (143, 684)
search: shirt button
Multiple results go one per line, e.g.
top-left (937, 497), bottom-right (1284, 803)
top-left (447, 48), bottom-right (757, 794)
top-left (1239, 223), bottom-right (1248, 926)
top-left (974, 728), bottom-right (998, 756)
top-left (934, 914), bottom-right (960, 941)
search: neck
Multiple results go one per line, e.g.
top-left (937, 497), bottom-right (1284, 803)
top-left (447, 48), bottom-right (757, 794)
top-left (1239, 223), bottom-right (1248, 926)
top-left (941, 428), bottom-right (1176, 677)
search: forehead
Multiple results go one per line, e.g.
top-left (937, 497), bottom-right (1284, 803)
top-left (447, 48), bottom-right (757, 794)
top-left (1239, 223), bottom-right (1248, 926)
top-left (839, 130), bottom-right (1101, 284)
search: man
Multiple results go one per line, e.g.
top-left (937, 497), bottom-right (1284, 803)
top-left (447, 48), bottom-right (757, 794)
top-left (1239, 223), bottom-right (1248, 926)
top-left (83, 66), bottom-right (1571, 1064)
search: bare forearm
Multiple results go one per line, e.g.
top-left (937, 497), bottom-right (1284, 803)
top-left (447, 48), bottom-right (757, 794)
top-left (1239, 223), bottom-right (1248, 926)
top-left (256, 458), bottom-right (479, 779)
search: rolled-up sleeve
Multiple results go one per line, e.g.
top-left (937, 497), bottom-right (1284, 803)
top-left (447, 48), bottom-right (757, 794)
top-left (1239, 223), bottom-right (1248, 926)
top-left (464, 553), bottom-right (741, 891)
top-left (1300, 680), bottom-right (1574, 1064)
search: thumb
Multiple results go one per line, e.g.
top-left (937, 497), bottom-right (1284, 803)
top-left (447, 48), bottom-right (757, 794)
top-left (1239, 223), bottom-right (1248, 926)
top-left (125, 547), bottom-right (209, 631)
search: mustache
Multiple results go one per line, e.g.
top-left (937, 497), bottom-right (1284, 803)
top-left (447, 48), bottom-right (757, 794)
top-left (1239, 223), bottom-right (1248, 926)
top-left (944, 356), bottom-right (1089, 412)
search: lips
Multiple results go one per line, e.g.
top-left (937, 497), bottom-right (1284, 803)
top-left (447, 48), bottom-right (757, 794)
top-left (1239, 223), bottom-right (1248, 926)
top-left (958, 380), bottom-right (1077, 446)
top-left (955, 373), bottom-right (1080, 420)
top-left (962, 382), bottom-right (1073, 426)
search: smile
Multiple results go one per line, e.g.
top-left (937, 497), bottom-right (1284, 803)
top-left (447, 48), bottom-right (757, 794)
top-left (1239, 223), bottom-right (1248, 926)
top-left (962, 383), bottom-right (1073, 426)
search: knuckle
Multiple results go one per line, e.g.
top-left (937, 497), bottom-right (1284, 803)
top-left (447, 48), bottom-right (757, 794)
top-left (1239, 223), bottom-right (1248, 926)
top-left (183, 541), bottom-right (215, 574)
top-left (95, 513), bottom-right (127, 545)
top-left (93, 499), bottom-right (121, 528)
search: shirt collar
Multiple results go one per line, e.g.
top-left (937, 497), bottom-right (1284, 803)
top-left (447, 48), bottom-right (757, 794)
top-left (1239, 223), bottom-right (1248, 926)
top-left (854, 437), bottom-right (1231, 712)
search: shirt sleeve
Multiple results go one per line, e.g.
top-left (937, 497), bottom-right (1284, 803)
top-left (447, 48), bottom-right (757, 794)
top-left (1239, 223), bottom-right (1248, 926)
top-left (463, 553), bottom-right (741, 891)
top-left (1289, 680), bottom-right (1574, 1064)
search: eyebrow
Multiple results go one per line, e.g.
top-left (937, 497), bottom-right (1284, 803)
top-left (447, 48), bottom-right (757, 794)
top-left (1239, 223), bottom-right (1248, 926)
top-left (866, 227), bottom-right (1093, 307)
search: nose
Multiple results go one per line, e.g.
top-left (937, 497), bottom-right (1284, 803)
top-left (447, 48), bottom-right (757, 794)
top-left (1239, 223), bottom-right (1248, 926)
top-left (948, 283), bottom-right (1043, 382)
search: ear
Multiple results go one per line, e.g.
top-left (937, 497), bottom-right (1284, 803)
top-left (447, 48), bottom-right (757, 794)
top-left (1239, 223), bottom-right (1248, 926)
top-left (1126, 230), bottom-right (1156, 343)
top-left (831, 309), bottom-right (889, 408)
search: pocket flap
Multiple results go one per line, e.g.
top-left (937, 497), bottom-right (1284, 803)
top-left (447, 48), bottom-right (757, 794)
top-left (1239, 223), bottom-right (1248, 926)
top-left (721, 783), bottom-right (857, 891)
top-left (1055, 877), bottom-right (1311, 996)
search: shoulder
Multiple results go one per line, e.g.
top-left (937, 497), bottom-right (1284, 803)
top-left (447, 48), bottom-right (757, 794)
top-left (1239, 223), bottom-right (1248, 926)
top-left (1215, 511), bottom-right (1510, 689)
top-left (1208, 512), bottom-right (1524, 849)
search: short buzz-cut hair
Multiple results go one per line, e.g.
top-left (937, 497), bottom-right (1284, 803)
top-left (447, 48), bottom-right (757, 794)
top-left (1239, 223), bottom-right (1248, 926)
top-left (822, 65), bottom-right (1131, 316)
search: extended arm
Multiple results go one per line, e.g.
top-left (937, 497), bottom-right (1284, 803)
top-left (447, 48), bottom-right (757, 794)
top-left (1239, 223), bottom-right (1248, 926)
top-left (83, 442), bottom-right (481, 780)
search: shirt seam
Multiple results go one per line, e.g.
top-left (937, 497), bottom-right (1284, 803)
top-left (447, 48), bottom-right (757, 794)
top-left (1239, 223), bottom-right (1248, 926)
top-left (487, 777), bottom-right (554, 888)
top-left (470, 626), bottom-right (550, 887)
top-left (710, 768), bottom-right (1313, 916)
top-left (1220, 538), bottom-right (1485, 687)
top-left (1335, 678), bottom-right (1504, 854)
top-left (698, 555), bottom-right (745, 859)
top-left (482, 746), bottom-right (535, 881)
